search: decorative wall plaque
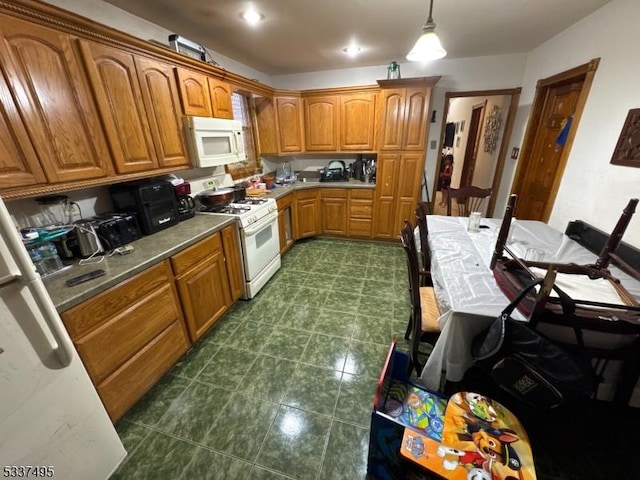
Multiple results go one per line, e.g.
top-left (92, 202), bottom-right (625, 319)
top-left (483, 105), bottom-right (502, 154)
top-left (610, 108), bottom-right (640, 168)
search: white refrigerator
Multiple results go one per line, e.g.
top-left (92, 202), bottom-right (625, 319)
top-left (0, 198), bottom-right (125, 479)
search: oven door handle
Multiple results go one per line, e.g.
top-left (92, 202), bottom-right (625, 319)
top-left (242, 210), bottom-right (278, 236)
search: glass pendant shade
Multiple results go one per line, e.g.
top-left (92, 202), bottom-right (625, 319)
top-left (406, 24), bottom-right (446, 61)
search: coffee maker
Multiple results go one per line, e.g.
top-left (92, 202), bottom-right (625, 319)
top-left (174, 181), bottom-right (195, 221)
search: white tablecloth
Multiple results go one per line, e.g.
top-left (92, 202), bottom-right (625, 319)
top-left (419, 216), bottom-right (640, 404)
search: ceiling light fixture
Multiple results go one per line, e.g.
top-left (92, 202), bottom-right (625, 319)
top-left (342, 45), bottom-right (361, 57)
top-left (406, 0), bottom-right (446, 62)
top-left (241, 7), bottom-right (263, 26)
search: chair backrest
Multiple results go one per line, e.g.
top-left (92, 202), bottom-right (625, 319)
top-left (446, 186), bottom-right (492, 216)
top-left (414, 203), bottom-right (432, 285)
top-left (400, 220), bottom-right (421, 312)
top-left (490, 194), bottom-right (518, 269)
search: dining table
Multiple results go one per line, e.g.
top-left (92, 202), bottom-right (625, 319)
top-left (418, 215), bottom-right (640, 405)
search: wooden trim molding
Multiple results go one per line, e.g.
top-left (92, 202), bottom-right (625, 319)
top-left (377, 76), bottom-right (442, 88)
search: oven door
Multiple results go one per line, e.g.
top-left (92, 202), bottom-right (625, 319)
top-left (241, 210), bottom-right (280, 282)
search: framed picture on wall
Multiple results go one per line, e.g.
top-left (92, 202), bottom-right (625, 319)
top-left (610, 108), bottom-right (640, 168)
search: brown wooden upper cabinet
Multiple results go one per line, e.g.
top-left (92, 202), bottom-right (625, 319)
top-left (134, 56), bottom-right (190, 169)
top-left (304, 96), bottom-right (339, 151)
top-left (0, 15), bottom-right (112, 186)
top-left (207, 77), bottom-right (234, 119)
top-left (340, 92), bottom-right (377, 151)
top-left (78, 40), bottom-right (159, 174)
top-left (276, 96), bottom-right (304, 153)
top-left (175, 67), bottom-right (212, 117)
top-left (253, 96), bottom-right (279, 156)
top-left (379, 87), bottom-right (430, 151)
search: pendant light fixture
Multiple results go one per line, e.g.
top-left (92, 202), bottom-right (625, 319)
top-left (406, 0), bottom-right (446, 62)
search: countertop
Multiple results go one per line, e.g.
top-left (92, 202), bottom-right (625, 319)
top-left (264, 179), bottom-right (376, 200)
top-left (45, 214), bottom-right (236, 313)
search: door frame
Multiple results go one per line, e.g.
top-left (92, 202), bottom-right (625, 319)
top-left (459, 101), bottom-right (486, 187)
top-left (510, 58), bottom-right (600, 221)
top-left (434, 87), bottom-right (521, 217)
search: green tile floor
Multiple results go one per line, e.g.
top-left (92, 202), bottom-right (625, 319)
top-left (111, 238), bottom-right (413, 480)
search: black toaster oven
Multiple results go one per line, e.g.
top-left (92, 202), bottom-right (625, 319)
top-left (109, 180), bottom-right (179, 235)
top-left (93, 212), bottom-right (141, 250)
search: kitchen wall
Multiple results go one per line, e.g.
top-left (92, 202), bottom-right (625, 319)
top-left (510, 0), bottom-right (640, 246)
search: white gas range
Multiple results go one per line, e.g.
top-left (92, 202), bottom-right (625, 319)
top-left (198, 196), bottom-right (281, 299)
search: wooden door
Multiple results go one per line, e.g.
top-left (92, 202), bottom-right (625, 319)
top-left (516, 81), bottom-right (583, 220)
top-left (79, 40), bottom-right (159, 174)
top-left (379, 89), bottom-right (405, 150)
top-left (340, 92), bottom-right (377, 151)
top-left (176, 251), bottom-right (231, 342)
top-left (221, 224), bottom-right (245, 302)
top-left (276, 97), bottom-right (304, 153)
top-left (135, 56), bottom-right (189, 168)
top-left (373, 153), bottom-right (399, 238)
top-left (0, 17), bottom-right (112, 183)
top-left (459, 103), bottom-right (485, 187)
top-left (304, 96), bottom-right (338, 151)
top-left (0, 72), bottom-right (46, 189)
top-left (175, 67), bottom-right (212, 117)
top-left (208, 77), bottom-right (234, 119)
top-left (402, 87), bottom-right (430, 150)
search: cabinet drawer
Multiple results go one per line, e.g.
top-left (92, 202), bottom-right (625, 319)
top-left (350, 189), bottom-right (374, 200)
top-left (74, 283), bottom-right (181, 384)
top-left (277, 192), bottom-right (294, 209)
top-left (350, 199), bottom-right (373, 219)
top-left (97, 320), bottom-right (189, 422)
top-left (62, 261), bottom-right (172, 339)
top-left (295, 188), bottom-right (319, 201)
top-left (171, 233), bottom-right (222, 276)
top-left (349, 219), bottom-right (373, 237)
top-left (320, 188), bottom-right (347, 199)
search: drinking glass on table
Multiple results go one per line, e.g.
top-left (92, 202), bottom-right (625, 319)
top-left (525, 248), bottom-right (545, 262)
top-left (467, 211), bottom-right (482, 232)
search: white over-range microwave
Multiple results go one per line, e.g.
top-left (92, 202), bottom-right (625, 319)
top-left (184, 116), bottom-right (247, 168)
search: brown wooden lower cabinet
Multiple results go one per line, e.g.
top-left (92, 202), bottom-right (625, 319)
top-left (221, 224), bottom-right (245, 302)
top-left (294, 189), bottom-right (320, 239)
top-left (321, 189), bottom-right (348, 236)
top-left (349, 189), bottom-right (374, 237)
top-left (61, 260), bottom-right (189, 422)
top-left (172, 232), bottom-right (232, 342)
top-left (277, 193), bottom-right (295, 254)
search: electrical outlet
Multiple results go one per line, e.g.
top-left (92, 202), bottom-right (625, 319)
top-left (511, 147), bottom-right (520, 159)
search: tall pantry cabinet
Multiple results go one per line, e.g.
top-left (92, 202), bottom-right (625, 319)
top-left (373, 78), bottom-right (439, 239)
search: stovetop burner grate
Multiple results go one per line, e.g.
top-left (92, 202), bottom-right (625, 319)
top-left (200, 204), bottom-right (251, 214)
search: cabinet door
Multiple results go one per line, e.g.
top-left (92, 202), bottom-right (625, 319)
top-left (135, 56), bottom-right (189, 169)
top-left (221, 224), bottom-right (245, 302)
top-left (340, 92), bottom-right (377, 151)
top-left (378, 89), bottom-right (405, 151)
top-left (176, 250), bottom-right (232, 342)
top-left (0, 72), bottom-right (46, 189)
top-left (175, 67), bottom-right (212, 116)
top-left (321, 198), bottom-right (348, 235)
top-left (394, 153), bottom-right (424, 235)
top-left (373, 153), bottom-right (400, 239)
top-left (208, 77), bottom-right (234, 119)
top-left (304, 96), bottom-right (338, 151)
top-left (79, 40), bottom-right (159, 174)
top-left (0, 16), bottom-right (111, 183)
top-left (402, 88), bottom-right (430, 150)
top-left (253, 96), bottom-right (278, 155)
top-left (276, 97), bottom-right (304, 153)
top-left (294, 190), bottom-right (319, 239)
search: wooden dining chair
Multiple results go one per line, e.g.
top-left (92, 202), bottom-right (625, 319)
top-left (400, 220), bottom-right (441, 376)
top-left (414, 202), bottom-right (432, 287)
top-left (446, 186), bottom-right (492, 217)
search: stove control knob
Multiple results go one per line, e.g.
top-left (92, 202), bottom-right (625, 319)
top-left (250, 215), bottom-right (258, 224)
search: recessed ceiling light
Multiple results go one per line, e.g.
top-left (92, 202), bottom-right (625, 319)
top-left (343, 45), bottom-right (362, 57)
top-left (242, 8), bottom-right (264, 26)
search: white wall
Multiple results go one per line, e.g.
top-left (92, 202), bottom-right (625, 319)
top-left (509, 0), bottom-right (640, 246)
